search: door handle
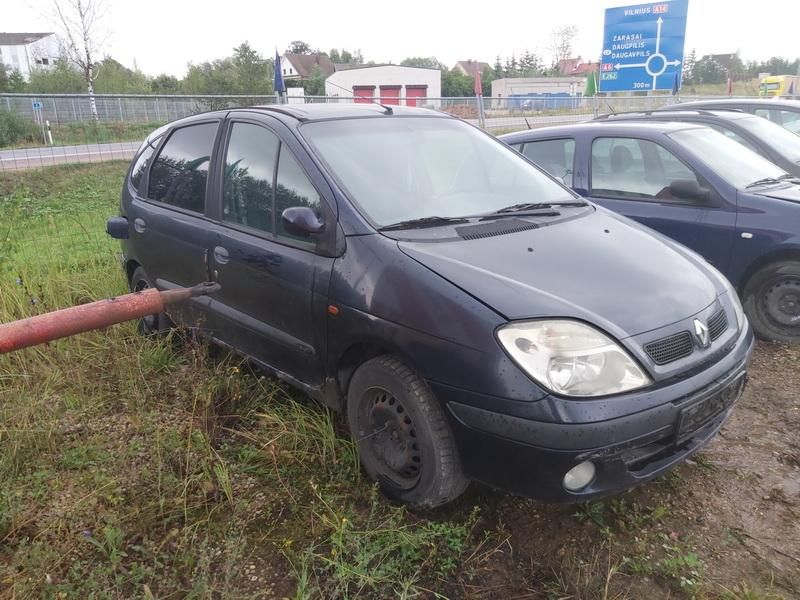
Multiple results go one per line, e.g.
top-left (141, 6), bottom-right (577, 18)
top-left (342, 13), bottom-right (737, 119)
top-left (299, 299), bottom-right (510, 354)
top-left (213, 246), bottom-right (230, 265)
top-left (133, 217), bottom-right (146, 233)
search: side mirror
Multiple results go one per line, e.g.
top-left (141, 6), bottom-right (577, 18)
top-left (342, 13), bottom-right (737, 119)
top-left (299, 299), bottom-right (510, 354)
top-left (281, 206), bottom-right (325, 237)
top-left (669, 179), bottom-right (711, 202)
top-left (106, 216), bottom-right (129, 239)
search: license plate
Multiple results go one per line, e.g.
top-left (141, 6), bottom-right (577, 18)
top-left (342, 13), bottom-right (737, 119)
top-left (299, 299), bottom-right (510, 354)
top-left (675, 374), bottom-right (746, 444)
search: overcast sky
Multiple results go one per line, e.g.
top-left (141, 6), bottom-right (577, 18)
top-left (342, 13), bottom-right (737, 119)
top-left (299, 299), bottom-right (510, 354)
top-left (6, 0), bottom-right (799, 77)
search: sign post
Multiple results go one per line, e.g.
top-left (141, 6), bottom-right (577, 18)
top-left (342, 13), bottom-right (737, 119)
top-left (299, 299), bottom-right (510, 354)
top-left (599, 0), bottom-right (689, 93)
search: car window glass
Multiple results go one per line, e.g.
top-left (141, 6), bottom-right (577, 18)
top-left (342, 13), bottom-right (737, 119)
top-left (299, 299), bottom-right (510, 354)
top-left (708, 125), bottom-right (759, 153)
top-left (777, 110), bottom-right (800, 134)
top-left (276, 146), bottom-right (322, 244)
top-left (754, 108), bottom-right (770, 119)
top-left (591, 137), bottom-right (700, 202)
top-left (521, 139), bottom-right (576, 186)
top-left (223, 123), bottom-right (279, 233)
top-left (148, 123), bottom-right (217, 213)
top-left (130, 137), bottom-right (159, 194)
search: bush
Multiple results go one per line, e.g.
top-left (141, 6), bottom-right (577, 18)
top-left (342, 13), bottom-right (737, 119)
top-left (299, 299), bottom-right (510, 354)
top-left (0, 110), bottom-right (40, 147)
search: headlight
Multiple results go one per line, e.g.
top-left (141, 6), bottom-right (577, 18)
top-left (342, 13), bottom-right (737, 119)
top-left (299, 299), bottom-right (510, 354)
top-left (729, 290), bottom-right (746, 332)
top-left (497, 320), bottom-right (651, 397)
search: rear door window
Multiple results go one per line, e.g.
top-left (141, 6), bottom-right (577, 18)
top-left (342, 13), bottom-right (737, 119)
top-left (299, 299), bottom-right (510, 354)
top-left (590, 137), bottom-right (701, 202)
top-left (520, 138), bottom-right (576, 186)
top-left (148, 122), bottom-right (218, 213)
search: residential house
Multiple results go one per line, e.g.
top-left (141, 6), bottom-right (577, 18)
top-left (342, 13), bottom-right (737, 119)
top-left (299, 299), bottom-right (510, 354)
top-left (453, 60), bottom-right (490, 77)
top-left (281, 52), bottom-right (336, 82)
top-left (0, 32), bottom-right (60, 79)
top-left (556, 56), bottom-right (599, 77)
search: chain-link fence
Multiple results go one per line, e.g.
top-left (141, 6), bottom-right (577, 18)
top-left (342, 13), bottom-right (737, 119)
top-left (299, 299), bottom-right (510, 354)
top-left (0, 92), bottom-right (760, 172)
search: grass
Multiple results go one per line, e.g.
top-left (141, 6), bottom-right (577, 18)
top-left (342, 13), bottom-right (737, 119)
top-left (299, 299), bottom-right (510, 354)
top-left (0, 162), bottom-right (480, 598)
top-left (0, 120), bottom-right (163, 150)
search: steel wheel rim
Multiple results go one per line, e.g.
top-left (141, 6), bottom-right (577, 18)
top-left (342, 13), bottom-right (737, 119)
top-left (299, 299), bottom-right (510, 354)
top-left (762, 277), bottom-right (800, 330)
top-left (363, 387), bottom-right (421, 489)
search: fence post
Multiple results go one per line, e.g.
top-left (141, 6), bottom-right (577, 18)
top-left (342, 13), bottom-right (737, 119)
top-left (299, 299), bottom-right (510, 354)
top-left (118, 97), bottom-right (124, 121)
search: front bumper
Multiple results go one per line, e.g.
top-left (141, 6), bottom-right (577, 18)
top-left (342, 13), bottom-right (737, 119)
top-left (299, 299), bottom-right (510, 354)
top-left (437, 323), bottom-right (755, 502)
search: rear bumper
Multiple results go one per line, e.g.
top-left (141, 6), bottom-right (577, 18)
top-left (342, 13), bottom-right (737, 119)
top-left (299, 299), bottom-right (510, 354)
top-left (437, 325), bottom-right (754, 502)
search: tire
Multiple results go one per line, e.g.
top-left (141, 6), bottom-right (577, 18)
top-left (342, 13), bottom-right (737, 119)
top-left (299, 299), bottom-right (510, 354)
top-left (347, 355), bottom-right (468, 508)
top-left (742, 260), bottom-right (800, 343)
top-left (129, 266), bottom-right (165, 336)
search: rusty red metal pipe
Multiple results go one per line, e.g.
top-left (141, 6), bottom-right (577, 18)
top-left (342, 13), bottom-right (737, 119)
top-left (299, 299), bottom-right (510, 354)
top-left (0, 282), bottom-right (220, 355)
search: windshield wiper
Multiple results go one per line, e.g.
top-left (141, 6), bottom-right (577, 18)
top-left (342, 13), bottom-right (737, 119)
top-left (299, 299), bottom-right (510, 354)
top-left (491, 201), bottom-right (586, 213)
top-left (745, 177), bottom-right (785, 189)
top-left (378, 216), bottom-right (469, 231)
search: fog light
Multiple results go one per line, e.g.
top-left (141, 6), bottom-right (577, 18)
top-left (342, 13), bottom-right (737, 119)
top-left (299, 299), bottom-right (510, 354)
top-left (563, 461), bottom-right (596, 492)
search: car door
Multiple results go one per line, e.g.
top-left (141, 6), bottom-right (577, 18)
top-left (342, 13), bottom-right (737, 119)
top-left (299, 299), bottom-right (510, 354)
top-left (127, 120), bottom-right (220, 324)
top-left (583, 135), bottom-right (736, 271)
top-left (204, 116), bottom-right (337, 387)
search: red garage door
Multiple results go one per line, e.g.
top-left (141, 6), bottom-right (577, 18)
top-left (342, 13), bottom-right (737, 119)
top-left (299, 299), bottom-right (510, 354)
top-left (353, 86), bottom-right (375, 103)
top-left (405, 85), bottom-right (427, 107)
top-left (379, 86), bottom-right (401, 105)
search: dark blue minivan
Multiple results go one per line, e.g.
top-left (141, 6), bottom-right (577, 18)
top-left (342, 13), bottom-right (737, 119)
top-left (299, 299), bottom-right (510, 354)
top-left (502, 121), bottom-right (800, 344)
top-left (109, 105), bottom-right (753, 507)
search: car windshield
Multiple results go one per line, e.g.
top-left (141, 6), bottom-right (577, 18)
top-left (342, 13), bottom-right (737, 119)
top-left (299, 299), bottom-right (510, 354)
top-left (300, 117), bottom-right (578, 227)
top-left (736, 115), bottom-right (800, 162)
top-left (669, 127), bottom-right (788, 188)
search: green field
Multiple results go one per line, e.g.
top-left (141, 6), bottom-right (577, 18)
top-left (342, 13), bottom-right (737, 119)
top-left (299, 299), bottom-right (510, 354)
top-left (0, 164), bottom-right (797, 598)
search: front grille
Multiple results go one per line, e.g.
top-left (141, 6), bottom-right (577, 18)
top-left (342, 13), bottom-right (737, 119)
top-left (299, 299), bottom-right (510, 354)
top-left (644, 331), bottom-right (694, 365)
top-left (708, 309), bottom-right (728, 341)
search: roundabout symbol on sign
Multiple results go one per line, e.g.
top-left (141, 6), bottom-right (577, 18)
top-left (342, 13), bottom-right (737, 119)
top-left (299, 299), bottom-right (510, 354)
top-left (613, 17), bottom-right (681, 89)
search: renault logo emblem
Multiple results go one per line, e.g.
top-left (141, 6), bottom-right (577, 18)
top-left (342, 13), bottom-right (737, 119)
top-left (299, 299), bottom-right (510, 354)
top-left (694, 319), bottom-right (710, 348)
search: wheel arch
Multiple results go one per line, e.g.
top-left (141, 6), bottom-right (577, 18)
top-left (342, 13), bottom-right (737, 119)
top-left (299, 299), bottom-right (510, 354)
top-left (125, 259), bottom-right (141, 285)
top-left (738, 246), bottom-right (800, 295)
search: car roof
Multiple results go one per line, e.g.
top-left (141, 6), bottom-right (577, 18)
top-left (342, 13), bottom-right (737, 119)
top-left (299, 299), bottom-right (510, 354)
top-left (595, 109), bottom-right (753, 122)
top-left (499, 120), bottom-right (702, 143)
top-left (249, 103), bottom-right (445, 121)
top-left (658, 98), bottom-right (800, 110)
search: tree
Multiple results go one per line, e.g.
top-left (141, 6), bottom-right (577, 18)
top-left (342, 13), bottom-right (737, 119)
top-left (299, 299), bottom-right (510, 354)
top-left (519, 50), bottom-right (543, 77)
top-left (94, 57), bottom-right (149, 93)
top-left (493, 56), bottom-right (503, 79)
top-left (52, 0), bottom-right (107, 119)
top-left (302, 65), bottom-right (325, 96)
top-left (329, 48), bottom-right (363, 64)
top-left (442, 69), bottom-right (473, 97)
top-left (287, 40), bottom-right (312, 55)
top-left (151, 73), bottom-right (180, 93)
top-left (232, 42), bottom-right (271, 94)
top-left (683, 48), bottom-right (697, 84)
top-left (550, 25), bottom-right (578, 70)
top-left (692, 56), bottom-right (725, 84)
top-left (27, 57), bottom-right (84, 92)
top-left (400, 56), bottom-right (444, 70)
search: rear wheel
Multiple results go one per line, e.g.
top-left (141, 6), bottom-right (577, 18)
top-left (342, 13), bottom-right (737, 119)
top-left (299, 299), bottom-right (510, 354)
top-left (130, 266), bottom-right (164, 336)
top-left (347, 356), bottom-right (468, 508)
top-left (742, 260), bottom-right (800, 343)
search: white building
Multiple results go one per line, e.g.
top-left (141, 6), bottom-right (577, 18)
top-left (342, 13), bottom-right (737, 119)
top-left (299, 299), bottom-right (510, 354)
top-left (325, 65), bottom-right (441, 107)
top-left (491, 77), bottom-right (586, 99)
top-left (0, 32), bottom-right (60, 79)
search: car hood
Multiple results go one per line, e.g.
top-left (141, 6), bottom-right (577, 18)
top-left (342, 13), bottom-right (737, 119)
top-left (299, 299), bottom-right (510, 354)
top-left (398, 209), bottom-right (720, 340)
top-left (752, 182), bottom-right (800, 203)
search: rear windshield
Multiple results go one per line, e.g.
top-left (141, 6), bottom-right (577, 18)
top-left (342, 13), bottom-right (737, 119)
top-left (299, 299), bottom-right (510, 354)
top-left (300, 117), bottom-right (578, 227)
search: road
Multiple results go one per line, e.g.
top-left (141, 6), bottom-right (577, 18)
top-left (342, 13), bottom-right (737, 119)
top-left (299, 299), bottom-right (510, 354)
top-left (0, 112), bottom-right (593, 171)
top-left (0, 140), bottom-right (141, 171)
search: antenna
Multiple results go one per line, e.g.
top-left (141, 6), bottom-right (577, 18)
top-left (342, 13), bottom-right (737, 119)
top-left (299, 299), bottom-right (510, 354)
top-left (605, 100), bottom-right (616, 115)
top-left (525, 117), bottom-right (531, 130)
top-left (324, 77), bottom-right (394, 114)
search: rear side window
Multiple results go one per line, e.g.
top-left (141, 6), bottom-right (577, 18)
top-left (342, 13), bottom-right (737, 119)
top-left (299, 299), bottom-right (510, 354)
top-left (129, 137), bottom-right (160, 194)
top-left (148, 123), bottom-right (218, 213)
top-left (223, 123), bottom-right (280, 233)
top-left (520, 138), bottom-right (576, 186)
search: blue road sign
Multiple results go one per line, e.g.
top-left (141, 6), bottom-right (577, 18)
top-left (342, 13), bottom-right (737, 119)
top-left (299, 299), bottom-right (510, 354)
top-left (600, 0), bottom-right (689, 93)
top-left (31, 101), bottom-right (43, 110)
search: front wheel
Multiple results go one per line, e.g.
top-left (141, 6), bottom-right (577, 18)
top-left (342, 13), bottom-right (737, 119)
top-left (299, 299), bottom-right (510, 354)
top-left (742, 260), bottom-right (800, 343)
top-left (347, 356), bottom-right (468, 508)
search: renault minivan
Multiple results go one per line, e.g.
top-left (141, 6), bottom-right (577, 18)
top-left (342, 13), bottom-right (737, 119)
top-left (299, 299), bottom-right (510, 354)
top-left (108, 104), bottom-right (754, 507)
